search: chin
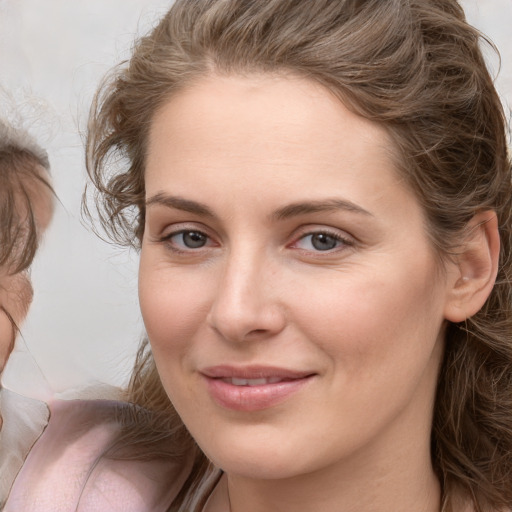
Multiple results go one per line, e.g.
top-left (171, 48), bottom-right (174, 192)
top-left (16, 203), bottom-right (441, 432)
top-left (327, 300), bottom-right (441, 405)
top-left (213, 452), bottom-right (304, 481)
top-left (193, 426), bottom-right (324, 481)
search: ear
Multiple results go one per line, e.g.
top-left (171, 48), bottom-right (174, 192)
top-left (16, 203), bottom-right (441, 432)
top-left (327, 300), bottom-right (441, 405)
top-left (444, 210), bottom-right (500, 323)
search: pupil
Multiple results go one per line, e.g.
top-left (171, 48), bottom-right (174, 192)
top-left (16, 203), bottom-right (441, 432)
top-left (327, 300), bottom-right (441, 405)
top-left (312, 233), bottom-right (337, 251)
top-left (183, 231), bottom-right (206, 248)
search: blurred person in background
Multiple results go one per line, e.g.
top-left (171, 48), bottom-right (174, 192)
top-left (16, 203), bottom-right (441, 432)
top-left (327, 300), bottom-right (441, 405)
top-left (0, 116), bottom-right (53, 506)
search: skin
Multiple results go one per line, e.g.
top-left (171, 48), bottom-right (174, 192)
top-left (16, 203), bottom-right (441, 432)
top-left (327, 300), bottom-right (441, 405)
top-left (0, 273), bottom-right (33, 373)
top-left (0, 164), bottom-right (53, 428)
top-left (139, 74), bottom-right (494, 512)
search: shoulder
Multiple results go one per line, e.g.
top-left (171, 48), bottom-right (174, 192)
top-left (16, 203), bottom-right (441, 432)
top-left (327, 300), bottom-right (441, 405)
top-left (0, 389), bottom-right (49, 506)
top-left (5, 399), bottom-right (193, 512)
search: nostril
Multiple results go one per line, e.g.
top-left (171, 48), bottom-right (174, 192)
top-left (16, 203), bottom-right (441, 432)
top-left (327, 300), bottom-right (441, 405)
top-left (241, 328), bottom-right (270, 340)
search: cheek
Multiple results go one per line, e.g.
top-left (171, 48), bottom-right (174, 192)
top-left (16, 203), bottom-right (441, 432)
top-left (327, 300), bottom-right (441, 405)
top-left (138, 260), bottom-right (212, 359)
top-left (0, 274), bottom-right (32, 372)
top-left (291, 259), bottom-right (446, 381)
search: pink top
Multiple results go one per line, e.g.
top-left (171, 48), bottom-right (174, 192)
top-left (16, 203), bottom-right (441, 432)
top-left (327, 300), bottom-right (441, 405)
top-left (4, 399), bottom-right (194, 512)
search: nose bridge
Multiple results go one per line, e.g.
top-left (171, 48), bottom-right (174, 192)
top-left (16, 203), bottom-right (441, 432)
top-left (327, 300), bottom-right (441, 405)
top-left (208, 242), bottom-right (284, 342)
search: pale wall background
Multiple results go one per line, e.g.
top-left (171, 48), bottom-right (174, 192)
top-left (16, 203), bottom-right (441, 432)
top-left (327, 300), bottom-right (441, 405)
top-left (0, 0), bottom-right (511, 397)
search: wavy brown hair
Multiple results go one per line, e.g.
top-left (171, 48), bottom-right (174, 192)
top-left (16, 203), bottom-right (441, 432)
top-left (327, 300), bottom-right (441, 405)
top-left (0, 118), bottom-right (53, 350)
top-left (0, 119), bottom-right (51, 274)
top-left (84, 1), bottom-right (512, 510)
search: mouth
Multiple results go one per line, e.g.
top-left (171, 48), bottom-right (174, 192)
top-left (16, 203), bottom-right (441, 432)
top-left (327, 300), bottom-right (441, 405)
top-left (220, 376), bottom-right (289, 386)
top-left (200, 365), bottom-right (316, 412)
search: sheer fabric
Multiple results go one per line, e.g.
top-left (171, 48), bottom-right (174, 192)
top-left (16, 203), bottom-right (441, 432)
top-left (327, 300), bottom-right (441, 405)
top-left (4, 399), bottom-right (195, 511)
top-left (0, 389), bottom-right (49, 508)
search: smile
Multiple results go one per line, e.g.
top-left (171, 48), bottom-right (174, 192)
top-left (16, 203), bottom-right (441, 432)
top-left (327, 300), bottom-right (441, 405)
top-left (221, 377), bottom-right (285, 386)
top-left (201, 366), bottom-right (316, 412)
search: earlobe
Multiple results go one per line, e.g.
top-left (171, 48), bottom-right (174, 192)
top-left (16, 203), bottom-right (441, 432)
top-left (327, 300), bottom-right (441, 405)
top-left (444, 210), bottom-right (500, 323)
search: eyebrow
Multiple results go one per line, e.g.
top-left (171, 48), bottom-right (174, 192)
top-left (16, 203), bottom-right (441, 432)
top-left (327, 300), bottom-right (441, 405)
top-left (146, 193), bottom-right (216, 218)
top-left (145, 193), bottom-right (372, 221)
top-left (272, 199), bottom-right (373, 221)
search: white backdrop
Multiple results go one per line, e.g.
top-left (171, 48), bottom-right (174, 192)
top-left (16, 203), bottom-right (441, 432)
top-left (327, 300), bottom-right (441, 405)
top-left (0, 0), bottom-right (511, 396)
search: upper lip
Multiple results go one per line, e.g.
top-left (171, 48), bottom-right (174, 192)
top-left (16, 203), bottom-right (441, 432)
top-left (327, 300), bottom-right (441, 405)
top-left (200, 365), bottom-right (315, 380)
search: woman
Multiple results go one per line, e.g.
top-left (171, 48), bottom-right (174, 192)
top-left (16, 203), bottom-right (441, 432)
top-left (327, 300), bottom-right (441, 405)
top-left (7, 0), bottom-right (512, 511)
top-left (0, 117), bottom-right (54, 505)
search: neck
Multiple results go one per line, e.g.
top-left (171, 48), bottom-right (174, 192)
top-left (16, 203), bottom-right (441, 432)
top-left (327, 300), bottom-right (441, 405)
top-left (225, 416), bottom-right (441, 512)
top-left (228, 457), bottom-right (440, 512)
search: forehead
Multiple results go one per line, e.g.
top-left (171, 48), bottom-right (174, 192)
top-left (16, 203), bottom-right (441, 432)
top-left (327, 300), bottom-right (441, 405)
top-left (146, 74), bottom-right (403, 202)
top-left (149, 73), bottom-right (391, 155)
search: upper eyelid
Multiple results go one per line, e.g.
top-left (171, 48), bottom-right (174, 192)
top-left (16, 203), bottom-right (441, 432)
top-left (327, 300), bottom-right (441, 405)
top-left (292, 224), bottom-right (354, 241)
top-left (162, 228), bottom-right (213, 243)
top-left (161, 227), bottom-right (205, 239)
top-left (159, 222), bottom-right (214, 237)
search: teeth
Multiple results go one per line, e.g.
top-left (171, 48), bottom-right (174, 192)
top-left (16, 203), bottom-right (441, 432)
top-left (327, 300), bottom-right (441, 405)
top-left (224, 377), bottom-right (284, 386)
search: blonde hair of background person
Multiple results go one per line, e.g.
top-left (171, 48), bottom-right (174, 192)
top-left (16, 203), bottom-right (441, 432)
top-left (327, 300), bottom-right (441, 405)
top-left (79, 0), bottom-right (511, 510)
top-left (0, 117), bottom-right (54, 504)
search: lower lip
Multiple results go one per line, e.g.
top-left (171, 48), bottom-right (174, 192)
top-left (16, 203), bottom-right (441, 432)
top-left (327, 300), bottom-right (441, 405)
top-left (203, 376), bottom-right (313, 412)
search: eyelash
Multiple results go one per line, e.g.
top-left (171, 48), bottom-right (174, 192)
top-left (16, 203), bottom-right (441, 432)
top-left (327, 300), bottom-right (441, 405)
top-left (290, 229), bottom-right (353, 253)
top-left (159, 229), bottom-right (215, 253)
top-left (158, 226), bottom-right (354, 255)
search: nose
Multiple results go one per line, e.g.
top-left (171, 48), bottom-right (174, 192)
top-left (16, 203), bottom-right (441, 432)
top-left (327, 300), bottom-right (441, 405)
top-left (207, 251), bottom-right (286, 343)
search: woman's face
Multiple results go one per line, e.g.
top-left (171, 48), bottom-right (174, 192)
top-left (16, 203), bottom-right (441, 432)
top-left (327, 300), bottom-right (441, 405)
top-left (139, 75), bottom-right (456, 480)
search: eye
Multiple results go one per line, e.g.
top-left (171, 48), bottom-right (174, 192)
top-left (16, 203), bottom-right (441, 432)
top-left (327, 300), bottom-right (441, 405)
top-left (165, 230), bottom-right (210, 250)
top-left (293, 231), bottom-right (351, 252)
